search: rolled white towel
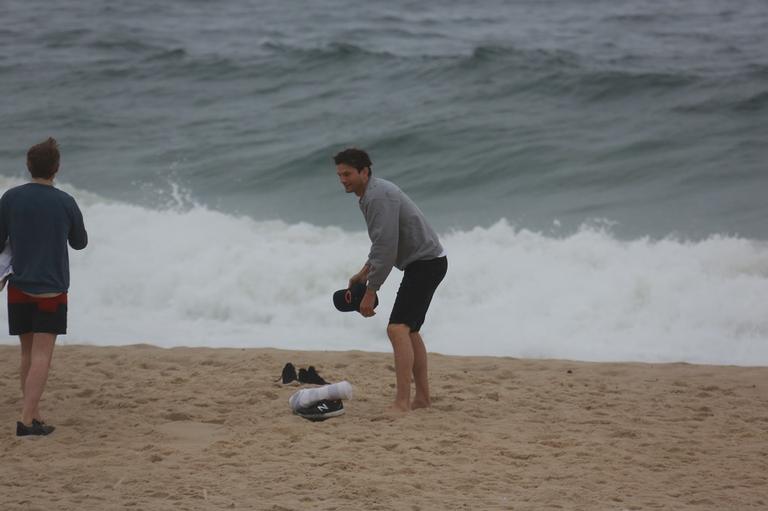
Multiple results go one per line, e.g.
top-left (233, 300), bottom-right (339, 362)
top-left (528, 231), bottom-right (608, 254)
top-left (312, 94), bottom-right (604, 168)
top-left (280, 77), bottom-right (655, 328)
top-left (288, 381), bottom-right (354, 411)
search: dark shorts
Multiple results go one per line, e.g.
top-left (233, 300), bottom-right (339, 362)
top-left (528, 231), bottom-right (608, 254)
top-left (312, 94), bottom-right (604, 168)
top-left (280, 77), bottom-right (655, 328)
top-left (389, 256), bottom-right (447, 332)
top-left (7, 285), bottom-right (68, 335)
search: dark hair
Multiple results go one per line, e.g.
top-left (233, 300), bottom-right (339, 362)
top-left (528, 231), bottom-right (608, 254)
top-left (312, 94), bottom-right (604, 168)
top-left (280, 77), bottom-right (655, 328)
top-left (27, 137), bottom-right (60, 179)
top-left (333, 148), bottom-right (372, 174)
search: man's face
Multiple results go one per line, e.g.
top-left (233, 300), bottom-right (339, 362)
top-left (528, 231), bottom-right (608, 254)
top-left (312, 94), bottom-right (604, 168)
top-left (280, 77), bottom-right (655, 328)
top-left (336, 164), bottom-right (368, 196)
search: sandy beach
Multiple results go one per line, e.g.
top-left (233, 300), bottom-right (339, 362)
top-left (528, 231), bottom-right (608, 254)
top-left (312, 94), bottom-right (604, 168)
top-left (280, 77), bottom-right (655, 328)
top-left (1, 344), bottom-right (766, 510)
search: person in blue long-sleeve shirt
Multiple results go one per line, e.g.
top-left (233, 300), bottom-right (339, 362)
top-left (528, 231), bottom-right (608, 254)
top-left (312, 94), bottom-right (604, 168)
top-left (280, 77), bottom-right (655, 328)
top-left (0, 137), bottom-right (87, 436)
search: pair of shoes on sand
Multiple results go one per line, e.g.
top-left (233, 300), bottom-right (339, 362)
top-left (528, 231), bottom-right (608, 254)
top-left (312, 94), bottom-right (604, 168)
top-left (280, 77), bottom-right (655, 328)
top-left (16, 419), bottom-right (55, 436)
top-left (278, 363), bottom-right (343, 421)
top-left (278, 363), bottom-right (329, 385)
top-left (293, 399), bottom-right (345, 422)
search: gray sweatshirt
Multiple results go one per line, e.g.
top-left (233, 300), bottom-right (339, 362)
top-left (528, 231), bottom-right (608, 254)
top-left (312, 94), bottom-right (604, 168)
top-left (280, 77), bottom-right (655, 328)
top-left (359, 177), bottom-right (444, 291)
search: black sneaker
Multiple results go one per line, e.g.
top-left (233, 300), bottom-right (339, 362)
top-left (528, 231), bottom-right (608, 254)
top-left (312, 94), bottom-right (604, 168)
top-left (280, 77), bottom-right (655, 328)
top-left (294, 399), bottom-right (345, 421)
top-left (298, 366), bottom-right (329, 385)
top-left (16, 419), bottom-right (55, 436)
top-left (277, 363), bottom-right (298, 384)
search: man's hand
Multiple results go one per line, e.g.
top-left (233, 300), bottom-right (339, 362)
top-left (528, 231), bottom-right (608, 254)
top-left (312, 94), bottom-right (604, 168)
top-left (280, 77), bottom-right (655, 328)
top-left (348, 264), bottom-right (370, 289)
top-left (359, 289), bottom-right (377, 317)
top-left (348, 273), bottom-right (364, 289)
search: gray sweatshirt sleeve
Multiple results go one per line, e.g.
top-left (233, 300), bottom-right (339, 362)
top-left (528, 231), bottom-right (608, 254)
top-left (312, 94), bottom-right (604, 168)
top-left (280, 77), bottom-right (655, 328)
top-left (365, 196), bottom-right (400, 291)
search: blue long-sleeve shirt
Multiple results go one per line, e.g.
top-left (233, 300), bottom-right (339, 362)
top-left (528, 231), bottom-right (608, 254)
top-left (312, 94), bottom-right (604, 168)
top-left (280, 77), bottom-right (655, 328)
top-left (0, 183), bottom-right (88, 294)
top-left (359, 177), bottom-right (443, 291)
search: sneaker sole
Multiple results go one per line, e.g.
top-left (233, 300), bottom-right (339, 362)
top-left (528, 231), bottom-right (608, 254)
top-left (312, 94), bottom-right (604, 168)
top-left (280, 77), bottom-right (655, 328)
top-left (295, 408), bottom-right (346, 421)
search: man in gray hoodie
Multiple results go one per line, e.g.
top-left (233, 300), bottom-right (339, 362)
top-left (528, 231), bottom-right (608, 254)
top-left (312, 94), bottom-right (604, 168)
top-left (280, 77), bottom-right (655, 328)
top-left (334, 148), bottom-right (447, 412)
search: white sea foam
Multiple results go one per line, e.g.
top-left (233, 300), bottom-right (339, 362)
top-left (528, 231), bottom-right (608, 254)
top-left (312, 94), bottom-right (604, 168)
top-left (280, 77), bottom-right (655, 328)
top-left (1, 178), bottom-right (767, 366)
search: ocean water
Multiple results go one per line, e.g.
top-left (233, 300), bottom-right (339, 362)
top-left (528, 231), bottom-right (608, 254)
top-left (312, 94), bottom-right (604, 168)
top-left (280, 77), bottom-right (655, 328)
top-left (1, 0), bottom-right (767, 364)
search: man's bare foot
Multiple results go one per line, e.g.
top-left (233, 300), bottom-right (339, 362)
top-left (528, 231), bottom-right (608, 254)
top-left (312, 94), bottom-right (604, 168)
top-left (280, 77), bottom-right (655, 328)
top-left (411, 398), bottom-right (431, 410)
top-left (388, 401), bottom-right (410, 413)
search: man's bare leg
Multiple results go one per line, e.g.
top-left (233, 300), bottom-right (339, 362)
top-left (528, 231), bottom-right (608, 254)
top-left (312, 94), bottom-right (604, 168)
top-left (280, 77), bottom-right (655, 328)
top-left (410, 331), bottom-right (431, 409)
top-left (387, 323), bottom-right (413, 412)
top-left (19, 333), bottom-right (43, 420)
top-left (20, 333), bottom-right (33, 395)
top-left (21, 333), bottom-right (56, 425)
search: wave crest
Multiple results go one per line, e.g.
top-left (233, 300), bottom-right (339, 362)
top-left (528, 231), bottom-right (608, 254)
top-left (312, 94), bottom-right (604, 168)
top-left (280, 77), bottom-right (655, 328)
top-left (1, 183), bottom-right (765, 365)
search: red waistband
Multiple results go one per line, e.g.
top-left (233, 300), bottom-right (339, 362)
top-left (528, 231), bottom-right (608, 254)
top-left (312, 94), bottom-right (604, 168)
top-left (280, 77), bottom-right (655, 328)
top-left (8, 285), bottom-right (68, 312)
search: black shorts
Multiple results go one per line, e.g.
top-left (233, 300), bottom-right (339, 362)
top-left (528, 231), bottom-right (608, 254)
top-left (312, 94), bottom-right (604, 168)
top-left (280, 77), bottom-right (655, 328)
top-left (7, 286), bottom-right (68, 335)
top-left (389, 256), bottom-right (447, 332)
